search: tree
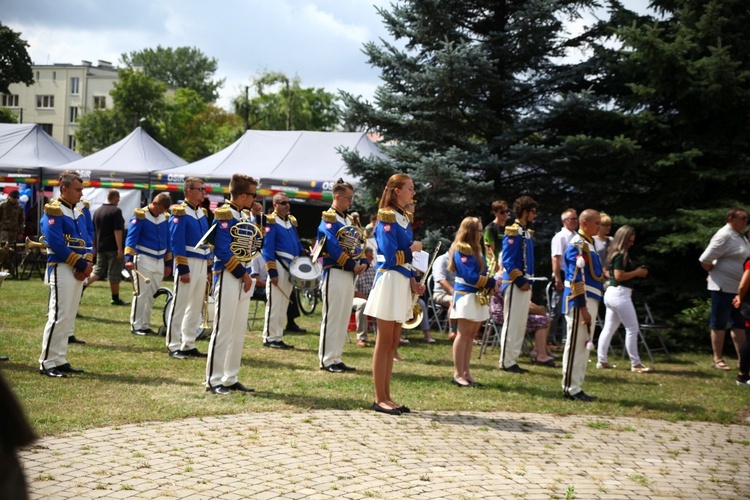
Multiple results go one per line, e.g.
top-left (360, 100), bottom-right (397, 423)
top-left (121, 46), bottom-right (224, 103)
top-left (340, 0), bottom-right (598, 239)
top-left (0, 22), bottom-right (34, 94)
top-left (75, 109), bottom-right (131, 155)
top-left (232, 71), bottom-right (341, 131)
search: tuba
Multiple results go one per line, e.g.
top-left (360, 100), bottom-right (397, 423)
top-left (335, 225), bottom-right (366, 259)
top-left (229, 221), bottom-right (263, 262)
top-left (403, 242), bottom-right (442, 330)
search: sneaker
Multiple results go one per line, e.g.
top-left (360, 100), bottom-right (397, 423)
top-left (631, 364), bottom-right (653, 373)
top-left (111, 298), bottom-right (129, 306)
top-left (736, 376), bottom-right (750, 387)
top-left (596, 361), bottom-right (616, 369)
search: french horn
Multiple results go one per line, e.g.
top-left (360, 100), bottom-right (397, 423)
top-left (229, 221), bottom-right (263, 262)
top-left (335, 225), bottom-right (366, 259)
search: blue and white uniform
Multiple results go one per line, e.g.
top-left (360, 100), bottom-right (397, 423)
top-left (364, 206), bottom-right (415, 322)
top-left (206, 203), bottom-right (257, 389)
top-left (125, 206), bottom-right (172, 332)
top-left (165, 201), bottom-right (211, 353)
top-left (317, 208), bottom-right (368, 368)
top-left (39, 198), bottom-right (93, 370)
top-left (450, 242), bottom-right (495, 322)
top-left (261, 211), bottom-right (304, 343)
top-left (499, 220), bottom-right (535, 369)
top-left (561, 231), bottom-right (604, 397)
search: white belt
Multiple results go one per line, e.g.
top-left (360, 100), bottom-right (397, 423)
top-left (564, 280), bottom-right (603, 297)
top-left (136, 245), bottom-right (166, 256)
top-left (186, 245), bottom-right (211, 255)
top-left (276, 251), bottom-right (295, 261)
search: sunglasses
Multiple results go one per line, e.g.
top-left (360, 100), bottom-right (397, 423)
top-left (190, 187), bottom-right (206, 192)
top-left (245, 192), bottom-right (257, 197)
top-left (339, 195), bottom-right (354, 201)
top-left (276, 201), bottom-right (290, 206)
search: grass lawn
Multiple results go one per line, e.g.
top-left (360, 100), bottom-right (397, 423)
top-left (0, 279), bottom-right (748, 436)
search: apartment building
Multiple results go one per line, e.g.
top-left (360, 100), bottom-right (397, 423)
top-left (2, 60), bottom-right (119, 151)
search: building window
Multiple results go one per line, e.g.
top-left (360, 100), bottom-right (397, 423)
top-left (68, 135), bottom-right (76, 150)
top-left (71, 77), bottom-right (80, 95)
top-left (69, 106), bottom-right (78, 123)
top-left (39, 124), bottom-right (53, 135)
top-left (93, 96), bottom-right (106, 109)
top-left (36, 95), bottom-right (55, 109)
top-left (2, 94), bottom-right (19, 108)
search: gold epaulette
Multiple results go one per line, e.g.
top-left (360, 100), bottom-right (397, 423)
top-left (322, 209), bottom-right (338, 223)
top-left (242, 209), bottom-right (252, 217)
top-left (82, 199), bottom-right (90, 209)
top-left (214, 205), bottom-right (233, 221)
top-left (201, 207), bottom-right (208, 217)
top-left (504, 223), bottom-right (520, 236)
top-left (455, 242), bottom-right (473, 255)
top-left (266, 213), bottom-right (277, 224)
top-left (289, 215), bottom-right (298, 227)
top-left (528, 229), bottom-right (534, 238)
top-left (378, 208), bottom-right (396, 223)
top-left (171, 205), bottom-right (186, 217)
top-left (405, 210), bottom-right (414, 224)
top-left (134, 208), bottom-right (146, 220)
top-left (44, 200), bottom-right (63, 217)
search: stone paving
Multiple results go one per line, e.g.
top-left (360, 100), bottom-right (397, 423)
top-left (20, 410), bottom-right (750, 499)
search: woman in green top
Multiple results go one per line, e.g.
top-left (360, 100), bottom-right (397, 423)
top-left (596, 226), bottom-right (653, 372)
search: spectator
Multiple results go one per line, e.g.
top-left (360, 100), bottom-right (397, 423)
top-left (431, 251), bottom-right (458, 339)
top-left (86, 189), bottom-right (127, 306)
top-left (699, 207), bottom-right (750, 371)
top-left (731, 256), bottom-right (750, 387)
top-left (352, 247), bottom-right (376, 347)
top-left (483, 199), bottom-right (509, 271)
top-left (0, 190), bottom-right (24, 244)
top-left (550, 208), bottom-right (578, 346)
top-left (594, 212), bottom-right (613, 271)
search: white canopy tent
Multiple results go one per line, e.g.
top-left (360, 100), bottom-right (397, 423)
top-left (0, 123), bottom-right (82, 178)
top-left (155, 131), bottom-right (388, 203)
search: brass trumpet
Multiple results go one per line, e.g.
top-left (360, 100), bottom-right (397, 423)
top-left (25, 236), bottom-right (48, 250)
top-left (477, 249), bottom-right (496, 306)
top-left (403, 242), bottom-right (442, 330)
top-left (25, 235), bottom-right (89, 250)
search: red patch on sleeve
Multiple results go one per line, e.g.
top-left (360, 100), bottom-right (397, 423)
top-left (265, 226), bottom-right (271, 233)
top-left (460, 256), bottom-right (468, 263)
top-left (326, 222), bottom-right (332, 229)
top-left (220, 221), bottom-right (229, 229)
top-left (131, 219), bottom-right (137, 225)
top-left (383, 224), bottom-right (392, 232)
top-left (172, 217), bottom-right (179, 224)
top-left (507, 238), bottom-right (514, 245)
top-left (48, 218), bottom-right (56, 225)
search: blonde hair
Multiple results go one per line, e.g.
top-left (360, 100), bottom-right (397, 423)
top-left (448, 217), bottom-right (485, 273)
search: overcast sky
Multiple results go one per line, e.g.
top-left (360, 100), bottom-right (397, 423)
top-left (3, 0), bottom-right (651, 111)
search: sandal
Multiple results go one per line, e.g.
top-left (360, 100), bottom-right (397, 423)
top-left (712, 359), bottom-right (731, 371)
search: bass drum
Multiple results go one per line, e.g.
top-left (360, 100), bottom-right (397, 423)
top-left (288, 256), bottom-right (322, 290)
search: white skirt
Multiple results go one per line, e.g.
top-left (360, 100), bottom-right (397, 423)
top-left (450, 292), bottom-right (490, 322)
top-left (364, 271), bottom-right (412, 322)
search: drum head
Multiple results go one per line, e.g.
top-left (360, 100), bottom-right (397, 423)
top-left (290, 257), bottom-right (320, 280)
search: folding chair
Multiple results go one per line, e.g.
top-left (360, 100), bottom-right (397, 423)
top-left (426, 274), bottom-right (448, 335)
top-left (636, 302), bottom-right (670, 362)
top-left (247, 295), bottom-right (266, 331)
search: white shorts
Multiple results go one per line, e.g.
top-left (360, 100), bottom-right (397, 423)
top-left (364, 271), bottom-right (411, 322)
top-left (450, 292), bottom-right (489, 322)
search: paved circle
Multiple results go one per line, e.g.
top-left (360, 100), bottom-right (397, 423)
top-left (21, 410), bottom-right (750, 499)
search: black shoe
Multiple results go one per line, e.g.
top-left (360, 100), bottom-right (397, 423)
top-left (502, 364), bottom-right (528, 374)
top-left (323, 364), bottom-right (345, 373)
top-left (179, 348), bottom-right (207, 358)
top-left (336, 362), bottom-right (356, 372)
top-left (226, 382), bottom-right (254, 392)
top-left (372, 402), bottom-right (401, 415)
top-left (40, 367), bottom-right (67, 378)
top-left (264, 340), bottom-right (294, 350)
top-left (132, 329), bottom-right (147, 336)
top-left (0, 356), bottom-right (8, 362)
top-left (169, 350), bottom-right (187, 359)
top-left (68, 336), bottom-right (86, 345)
top-left (566, 391), bottom-right (597, 402)
top-left (76, 313), bottom-right (83, 319)
top-left (141, 328), bottom-right (158, 335)
top-left (57, 363), bottom-right (84, 373)
top-left (111, 298), bottom-right (129, 306)
top-left (206, 386), bottom-right (231, 395)
top-left (285, 324), bottom-right (307, 333)
top-left (451, 377), bottom-right (471, 388)
top-left (396, 405), bottom-right (411, 413)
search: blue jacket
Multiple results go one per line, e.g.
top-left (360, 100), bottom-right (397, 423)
top-left (317, 207), bottom-right (368, 277)
top-left (562, 231), bottom-right (605, 313)
top-left (501, 220), bottom-right (535, 293)
top-left (41, 198), bottom-right (93, 273)
top-left (373, 206), bottom-right (414, 281)
top-left (124, 206), bottom-right (172, 264)
top-left (211, 202), bottom-right (259, 280)
top-left (169, 201), bottom-right (211, 276)
top-left (452, 242), bottom-right (495, 303)
top-left (261, 211), bottom-right (304, 279)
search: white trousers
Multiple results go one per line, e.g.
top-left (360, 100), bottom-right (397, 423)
top-left (205, 270), bottom-right (254, 388)
top-left (562, 296), bottom-right (599, 396)
top-left (166, 258), bottom-right (207, 352)
top-left (319, 268), bottom-right (355, 367)
top-left (597, 286), bottom-right (642, 366)
top-left (129, 254), bottom-right (164, 331)
top-left (499, 285), bottom-right (531, 369)
top-left (39, 264), bottom-right (84, 369)
top-left (262, 264), bottom-right (294, 343)
top-left (352, 297), bottom-right (368, 340)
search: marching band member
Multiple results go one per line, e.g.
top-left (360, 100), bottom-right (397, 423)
top-left (165, 177), bottom-right (211, 360)
top-left (124, 192), bottom-right (173, 336)
top-left (364, 174), bottom-right (423, 416)
top-left (261, 192), bottom-right (305, 350)
top-left (317, 179), bottom-right (367, 373)
top-left (205, 174), bottom-right (259, 395)
top-left (449, 216), bottom-right (497, 387)
top-left (561, 209), bottom-right (605, 402)
top-left (499, 196), bottom-right (538, 373)
top-left (38, 171), bottom-right (93, 378)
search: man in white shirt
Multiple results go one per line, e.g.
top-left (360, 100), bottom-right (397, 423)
top-left (699, 207), bottom-right (750, 371)
top-left (431, 252), bottom-right (458, 339)
top-left (549, 208), bottom-right (578, 345)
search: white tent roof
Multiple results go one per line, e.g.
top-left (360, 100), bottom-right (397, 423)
top-left (158, 130), bottom-right (387, 185)
top-left (45, 127), bottom-right (187, 183)
top-left (0, 123), bottom-right (81, 174)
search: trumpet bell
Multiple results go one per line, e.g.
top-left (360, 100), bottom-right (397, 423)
top-left (25, 236), bottom-right (47, 250)
top-left (402, 303), bottom-right (424, 330)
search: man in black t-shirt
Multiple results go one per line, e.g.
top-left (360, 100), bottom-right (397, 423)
top-left (86, 189), bottom-right (128, 305)
top-left (483, 200), bottom-right (509, 272)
